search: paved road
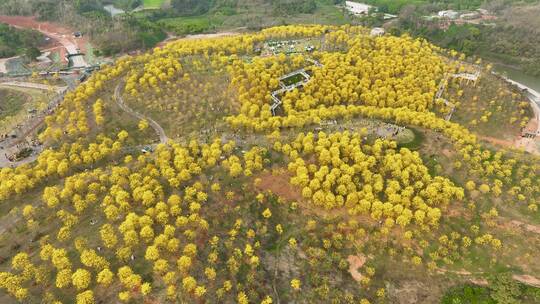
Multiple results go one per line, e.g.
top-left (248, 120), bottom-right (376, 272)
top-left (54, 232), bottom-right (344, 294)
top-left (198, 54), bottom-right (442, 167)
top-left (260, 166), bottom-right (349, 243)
top-left (0, 81), bottom-right (68, 93)
top-left (114, 83), bottom-right (169, 144)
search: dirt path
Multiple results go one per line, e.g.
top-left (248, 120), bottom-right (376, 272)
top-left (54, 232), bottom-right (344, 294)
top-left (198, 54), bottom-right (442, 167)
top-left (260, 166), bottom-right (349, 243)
top-left (437, 266), bottom-right (540, 288)
top-left (508, 220), bottom-right (540, 235)
top-left (479, 134), bottom-right (539, 155)
top-left (479, 136), bottom-right (516, 149)
top-left (347, 254), bottom-right (367, 282)
top-left (114, 83), bottom-right (168, 144)
top-left (513, 275), bottom-right (540, 288)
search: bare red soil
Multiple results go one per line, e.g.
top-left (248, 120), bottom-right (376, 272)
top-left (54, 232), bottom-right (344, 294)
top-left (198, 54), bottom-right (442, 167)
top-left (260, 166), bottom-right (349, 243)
top-left (257, 169), bottom-right (303, 202)
top-left (0, 15), bottom-right (89, 53)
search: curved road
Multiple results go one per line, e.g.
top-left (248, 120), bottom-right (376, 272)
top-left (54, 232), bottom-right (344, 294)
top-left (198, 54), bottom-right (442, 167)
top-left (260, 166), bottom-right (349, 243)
top-left (1, 81), bottom-right (68, 93)
top-left (114, 83), bottom-right (169, 144)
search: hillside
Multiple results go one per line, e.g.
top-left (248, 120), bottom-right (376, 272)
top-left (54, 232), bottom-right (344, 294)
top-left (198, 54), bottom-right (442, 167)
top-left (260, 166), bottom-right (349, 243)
top-left (374, 1), bottom-right (540, 76)
top-left (0, 25), bottom-right (539, 304)
top-left (0, 23), bottom-right (44, 59)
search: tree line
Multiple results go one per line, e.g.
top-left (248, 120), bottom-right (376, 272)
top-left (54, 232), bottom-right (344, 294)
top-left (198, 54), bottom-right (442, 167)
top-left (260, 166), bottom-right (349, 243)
top-left (0, 23), bottom-right (43, 59)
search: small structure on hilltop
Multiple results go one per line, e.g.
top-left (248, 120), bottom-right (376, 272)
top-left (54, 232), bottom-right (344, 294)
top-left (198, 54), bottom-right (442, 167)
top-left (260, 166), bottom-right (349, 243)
top-left (452, 71), bottom-right (481, 85)
top-left (438, 10), bottom-right (459, 19)
top-left (344, 1), bottom-right (371, 16)
top-left (370, 28), bottom-right (385, 37)
top-left (460, 12), bottom-right (480, 20)
top-left (477, 8), bottom-right (489, 15)
top-left (104, 4), bottom-right (126, 17)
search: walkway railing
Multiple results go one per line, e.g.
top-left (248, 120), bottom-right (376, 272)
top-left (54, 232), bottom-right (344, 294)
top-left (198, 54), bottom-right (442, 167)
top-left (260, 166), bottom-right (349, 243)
top-left (270, 59), bottom-right (322, 116)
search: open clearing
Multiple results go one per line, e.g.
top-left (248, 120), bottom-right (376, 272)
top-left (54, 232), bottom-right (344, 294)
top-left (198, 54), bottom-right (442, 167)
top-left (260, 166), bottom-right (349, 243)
top-left (0, 85), bottom-right (49, 134)
top-left (0, 89), bottom-right (27, 121)
top-left (143, 0), bottom-right (166, 9)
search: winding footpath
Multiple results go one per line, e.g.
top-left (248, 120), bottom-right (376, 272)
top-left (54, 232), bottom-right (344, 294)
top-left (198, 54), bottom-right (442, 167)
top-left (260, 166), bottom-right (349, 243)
top-left (114, 83), bottom-right (169, 144)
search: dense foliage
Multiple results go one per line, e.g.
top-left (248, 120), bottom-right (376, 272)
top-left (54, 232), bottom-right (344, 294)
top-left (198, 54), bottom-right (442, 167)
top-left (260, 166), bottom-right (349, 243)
top-left (0, 23), bottom-right (43, 59)
top-left (0, 0), bottom-right (165, 56)
top-left (442, 275), bottom-right (540, 304)
top-left (272, 0), bottom-right (317, 14)
top-left (171, 0), bottom-right (213, 16)
top-left (0, 24), bottom-right (539, 304)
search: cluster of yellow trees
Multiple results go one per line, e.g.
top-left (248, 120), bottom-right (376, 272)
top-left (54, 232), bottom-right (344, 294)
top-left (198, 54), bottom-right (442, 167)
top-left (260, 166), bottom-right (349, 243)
top-left (124, 57), bottom-right (236, 136)
top-left (283, 132), bottom-right (463, 230)
top-left (0, 132), bottom-right (128, 201)
top-left (0, 138), bottom-right (273, 303)
top-left (39, 58), bottom-right (133, 143)
top-left (226, 27), bottom-right (446, 131)
top-left (1, 24), bottom-right (539, 303)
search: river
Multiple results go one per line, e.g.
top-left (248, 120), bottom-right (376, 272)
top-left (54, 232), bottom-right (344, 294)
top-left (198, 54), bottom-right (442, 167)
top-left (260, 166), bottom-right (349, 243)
top-left (494, 64), bottom-right (540, 95)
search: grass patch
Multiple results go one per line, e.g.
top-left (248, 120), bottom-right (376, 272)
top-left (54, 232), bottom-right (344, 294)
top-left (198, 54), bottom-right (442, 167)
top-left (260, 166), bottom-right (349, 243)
top-left (0, 85), bottom-right (51, 134)
top-left (397, 127), bottom-right (424, 151)
top-left (442, 280), bottom-right (540, 304)
top-left (441, 284), bottom-right (495, 304)
top-left (281, 72), bottom-right (307, 86)
top-left (143, 0), bottom-right (166, 9)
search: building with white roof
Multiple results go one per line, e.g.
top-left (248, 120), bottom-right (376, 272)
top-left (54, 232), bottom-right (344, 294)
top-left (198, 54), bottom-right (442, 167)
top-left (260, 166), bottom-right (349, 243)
top-left (345, 1), bottom-right (372, 16)
top-left (438, 10), bottom-right (460, 19)
top-left (370, 27), bottom-right (385, 36)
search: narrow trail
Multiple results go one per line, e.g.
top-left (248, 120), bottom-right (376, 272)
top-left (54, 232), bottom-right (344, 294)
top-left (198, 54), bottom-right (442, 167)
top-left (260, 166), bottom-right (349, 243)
top-left (437, 267), bottom-right (540, 288)
top-left (114, 83), bottom-right (169, 144)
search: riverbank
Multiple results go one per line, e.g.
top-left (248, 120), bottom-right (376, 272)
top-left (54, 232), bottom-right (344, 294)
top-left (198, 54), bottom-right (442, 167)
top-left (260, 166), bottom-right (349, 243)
top-left (492, 71), bottom-right (540, 154)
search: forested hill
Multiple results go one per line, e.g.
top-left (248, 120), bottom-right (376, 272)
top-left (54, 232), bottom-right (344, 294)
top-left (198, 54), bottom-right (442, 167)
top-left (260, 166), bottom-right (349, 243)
top-left (0, 0), bottom-right (344, 56)
top-left (382, 1), bottom-right (540, 76)
top-left (170, 0), bottom-right (322, 16)
top-left (0, 23), bottom-right (43, 59)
